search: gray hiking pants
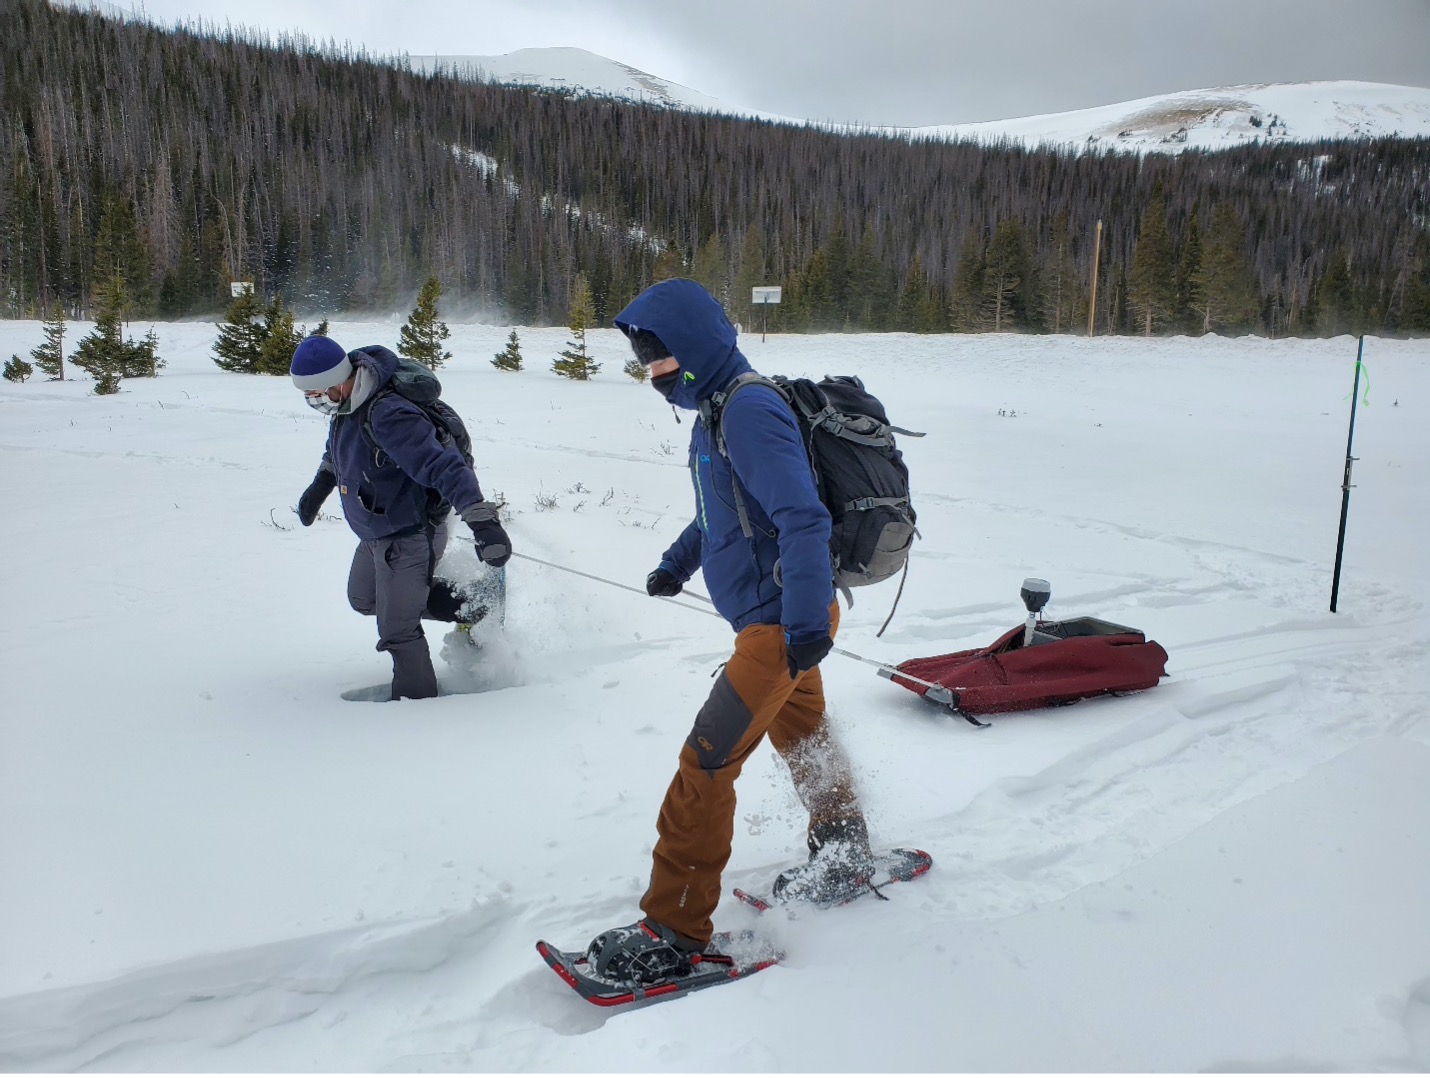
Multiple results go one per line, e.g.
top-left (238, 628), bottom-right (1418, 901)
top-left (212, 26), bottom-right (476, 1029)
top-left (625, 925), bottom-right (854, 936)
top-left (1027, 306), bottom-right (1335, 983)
top-left (347, 523), bottom-right (449, 700)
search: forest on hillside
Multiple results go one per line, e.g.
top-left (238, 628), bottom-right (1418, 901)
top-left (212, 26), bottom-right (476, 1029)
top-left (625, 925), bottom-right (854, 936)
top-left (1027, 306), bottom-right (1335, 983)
top-left (2, 0), bottom-right (1429, 337)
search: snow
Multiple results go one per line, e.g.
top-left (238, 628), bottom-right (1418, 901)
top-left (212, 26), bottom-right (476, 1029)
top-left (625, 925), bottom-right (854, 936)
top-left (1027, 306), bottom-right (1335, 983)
top-left (909, 80), bottom-right (1430, 154)
top-left (1, 321), bottom-right (1427, 1070)
top-left (402, 47), bottom-right (1430, 154)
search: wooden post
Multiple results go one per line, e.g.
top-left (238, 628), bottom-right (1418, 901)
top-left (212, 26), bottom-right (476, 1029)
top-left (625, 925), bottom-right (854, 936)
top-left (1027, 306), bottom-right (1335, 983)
top-left (1086, 219), bottom-right (1103, 337)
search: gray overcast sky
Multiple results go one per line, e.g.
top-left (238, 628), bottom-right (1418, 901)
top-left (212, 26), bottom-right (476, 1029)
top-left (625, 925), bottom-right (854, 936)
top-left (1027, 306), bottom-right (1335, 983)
top-left (130, 0), bottom-right (1430, 126)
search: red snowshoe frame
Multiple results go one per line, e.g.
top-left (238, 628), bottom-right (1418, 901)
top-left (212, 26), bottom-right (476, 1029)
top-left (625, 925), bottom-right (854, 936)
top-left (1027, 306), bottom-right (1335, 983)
top-left (892, 617), bottom-right (1169, 727)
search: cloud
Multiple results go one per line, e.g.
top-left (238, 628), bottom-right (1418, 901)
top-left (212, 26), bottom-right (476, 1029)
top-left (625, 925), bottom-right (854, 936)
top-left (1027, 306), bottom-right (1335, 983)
top-left (128, 0), bottom-right (1430, 126)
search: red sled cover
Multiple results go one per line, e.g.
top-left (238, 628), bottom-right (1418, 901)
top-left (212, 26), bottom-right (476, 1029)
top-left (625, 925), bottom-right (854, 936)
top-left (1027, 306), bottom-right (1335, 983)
top-left (893, 619), bottom-right (1169, 716)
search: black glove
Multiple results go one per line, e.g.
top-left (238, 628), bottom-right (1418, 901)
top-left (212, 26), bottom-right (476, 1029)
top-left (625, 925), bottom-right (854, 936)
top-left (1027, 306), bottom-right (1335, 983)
top-left (297, 468), bottom-right (337, 526)
top-left (646, 567), bottom-right (683, 597)
top-left (463, 502), bottom-right (512, 568)
top-left (786, 634), bottom-right (834, 680)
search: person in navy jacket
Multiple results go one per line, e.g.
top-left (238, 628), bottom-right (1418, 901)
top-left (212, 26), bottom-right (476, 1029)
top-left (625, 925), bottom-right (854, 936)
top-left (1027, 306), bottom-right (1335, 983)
top-left (290, 336), bottom-right (511, 700)
top-left (582, 279), bottom-right (874, 985)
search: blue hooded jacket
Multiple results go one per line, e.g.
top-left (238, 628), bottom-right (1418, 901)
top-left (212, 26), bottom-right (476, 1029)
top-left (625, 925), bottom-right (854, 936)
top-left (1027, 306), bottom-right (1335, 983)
top-left (614, 279), bottom-right (834, 643)
top-left (322, 345), bottom-right (485, 540)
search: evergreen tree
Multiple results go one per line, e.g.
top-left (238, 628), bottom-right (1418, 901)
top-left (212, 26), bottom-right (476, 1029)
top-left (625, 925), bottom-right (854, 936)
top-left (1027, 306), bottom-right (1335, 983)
top-left (1040, 214), bottom-right (1085, 334)
top-left (1176, 210), bottom-right (1204, 334)
top-left (4, 356), bottom-right (34, 382)
top-left (624, 357), bottom-right (649, 382)
top-left (733, 224), bottom-right (768, 329)
top-left (651, 245), bottom-right (686, 283)
top-left (1193, 203), bottom-right (1262, 334)
top-left (213, 289), bottom-right (267, 372)
top-left (691, 234), bottom-right (728, 306)
top-left (92, 195), bottom-right (153, 317)
top-left (72, 273), bottom-right (147, 393)
top-left (950, 232), bottom-right (986, 332)
top-left (398, 275), bottom-right (452, 369)
top-left (846, 230), bottom-right (888, 330)
top-left (982, 220), bottom-right (1028, 332)
top-left (552, 274), bottom-right (600, 380)
top-left (30, 308), bottom-right (65, 379)
top-left (1314, 251), bottom-right (1359, 337)
top-left (257, 295), bottom-right (304, 375)
top-left (126, 329), bottom-right (164, 378)
top-left (1128, 196), bottom-right (1177, 336)
top-left (492, 328), bottom-right (524, 371)
top-left (1400, 269), bottom-right (1430, 334)
top-left (897, 255), bottom-right (932, 332)
top-left (314, 319), bottom-right (330, 336)
top-left (801, 247), bottom-right (838, 331)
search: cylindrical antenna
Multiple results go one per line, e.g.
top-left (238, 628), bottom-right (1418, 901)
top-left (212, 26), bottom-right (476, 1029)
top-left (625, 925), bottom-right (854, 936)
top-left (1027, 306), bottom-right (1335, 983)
top-left (1020, 577), bottom-right (1051, 646)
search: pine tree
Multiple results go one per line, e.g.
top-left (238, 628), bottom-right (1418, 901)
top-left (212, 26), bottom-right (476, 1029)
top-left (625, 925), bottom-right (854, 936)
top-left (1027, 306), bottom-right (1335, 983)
top-left (624, 357), bottom-right (649, 382)
top-left (1193, 203), bottom-right (1262, 334)
top-left (651, 245), bottom-right (686, 283)
top-left (897, 255), bottom-right (932, 332)
top-left (213, 289), bottom-right (267, 372)
top-left (257, 295), bottom-right (304, 375)
top-left (30, 307), bottom-right (65, 379)
top-left (1176, 210), bottom-right (1204, 334)
top-left (950, 232), bottom-right (986, 332)
top-left (492, 328), bottom-right (524, 371)
top-left (125, 328), bottom-right (164, 378)
top-left (4, 355), bottom-right (33, 382)
top-left (801, 248), bottom-right (837, 331)
top-left (733, 224), bottom-right (768, 329)
top-left (1128, 196), bottom-right (1177, 336)
top-left (71, 273), bottom-right (139, 393)
top-left (92, 195), bottom-right (153, 317)
top-left (314, 318), bottom-right (330, 336)
top-left (552, 274), bottom-right (600, 380)
top-left (398, 275), bottom-right (452, 370)
top-left (692, 234), bottom-right (728, 306)
top-left (982, 220), bottom-right (1028, 332)
top-left (1314, 251), bottom-right (1359, 337)
top-left (1040, 214), bottom-right (1085, 334)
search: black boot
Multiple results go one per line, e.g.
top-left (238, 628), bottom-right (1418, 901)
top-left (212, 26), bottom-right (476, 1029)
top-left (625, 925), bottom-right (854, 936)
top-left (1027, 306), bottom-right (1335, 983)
top-left (771, 816), bottom-right (877, 906)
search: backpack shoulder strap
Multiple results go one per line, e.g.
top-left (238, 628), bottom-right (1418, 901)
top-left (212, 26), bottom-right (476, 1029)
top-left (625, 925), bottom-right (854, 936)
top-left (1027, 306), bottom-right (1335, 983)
top-left (703, 373), bottom-right (804, 541)
top-left (703, 373), bottom-right (790, 458)
top-left (358, 385), bottom-right (403, 467)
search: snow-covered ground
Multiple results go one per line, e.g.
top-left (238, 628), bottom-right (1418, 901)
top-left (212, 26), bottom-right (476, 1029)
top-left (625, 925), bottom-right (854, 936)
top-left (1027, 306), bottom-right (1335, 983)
top-left (0, 320), bottom-right (1427, 1071)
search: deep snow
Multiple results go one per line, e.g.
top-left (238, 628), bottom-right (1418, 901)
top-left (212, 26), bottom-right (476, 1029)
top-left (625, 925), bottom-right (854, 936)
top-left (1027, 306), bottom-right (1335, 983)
top-left (0, 320), bottom-right (1427, 1071)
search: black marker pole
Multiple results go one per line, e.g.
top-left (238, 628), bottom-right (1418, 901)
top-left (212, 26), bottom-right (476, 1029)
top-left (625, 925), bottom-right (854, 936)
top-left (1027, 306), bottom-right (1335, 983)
top-left (1329, 335), bottom-right (1365, 613)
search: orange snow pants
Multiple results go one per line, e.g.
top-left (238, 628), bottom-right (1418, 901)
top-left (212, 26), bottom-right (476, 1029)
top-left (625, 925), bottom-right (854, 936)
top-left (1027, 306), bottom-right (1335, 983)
top-left (640, 602), bottom-right (862, 945)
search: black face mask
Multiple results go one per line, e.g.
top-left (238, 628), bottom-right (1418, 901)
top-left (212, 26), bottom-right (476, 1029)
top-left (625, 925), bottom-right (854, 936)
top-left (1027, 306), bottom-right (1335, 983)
top-left (651, 371), bottom-right (680, 401)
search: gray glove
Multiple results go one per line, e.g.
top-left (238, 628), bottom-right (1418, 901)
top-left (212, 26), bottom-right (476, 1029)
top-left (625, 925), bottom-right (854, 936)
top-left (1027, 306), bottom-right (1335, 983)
top-left (462, 502), bottom-right (512, 568)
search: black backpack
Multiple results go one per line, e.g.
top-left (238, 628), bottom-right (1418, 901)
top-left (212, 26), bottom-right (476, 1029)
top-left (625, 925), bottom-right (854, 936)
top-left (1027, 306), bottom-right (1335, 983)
top-left (706, 373), bottom-right (922, 601)
top-left (359, 358), bottom-right (475, 523)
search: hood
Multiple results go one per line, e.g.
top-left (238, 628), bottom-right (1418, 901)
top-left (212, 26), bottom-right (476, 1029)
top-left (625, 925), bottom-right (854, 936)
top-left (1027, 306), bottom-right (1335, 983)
top-left (341, 344), bottom-right (399, 414)
top-left (614, 279), bottom-right (751, 410)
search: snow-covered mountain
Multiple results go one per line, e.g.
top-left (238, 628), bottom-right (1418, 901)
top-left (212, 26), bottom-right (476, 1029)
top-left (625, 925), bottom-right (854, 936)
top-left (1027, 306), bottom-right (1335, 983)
top-left (911, 80), bottom-right (1430, 153)
top-left (413, 46), bottom-right (1430, 153)
top-left (409, 47), bottom-right (752, 116)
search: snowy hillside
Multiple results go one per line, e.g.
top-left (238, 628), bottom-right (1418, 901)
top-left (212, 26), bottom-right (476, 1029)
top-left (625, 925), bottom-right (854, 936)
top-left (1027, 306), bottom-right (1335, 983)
top-left (408, 47), bottom-right (757, 117)
top-left (0, 322), bottom-right (1427, 1070)
top-left (911, 80), bottom-right (1430, 152)
top-left (409, 47), bottom-right (1430, 152)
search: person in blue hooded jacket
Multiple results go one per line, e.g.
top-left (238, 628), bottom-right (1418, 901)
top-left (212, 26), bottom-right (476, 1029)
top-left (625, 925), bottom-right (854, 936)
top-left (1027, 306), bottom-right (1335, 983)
top-left (582, 279), bottom-right (875, 985)
top-left (290, 336), bottom-right (512, 700)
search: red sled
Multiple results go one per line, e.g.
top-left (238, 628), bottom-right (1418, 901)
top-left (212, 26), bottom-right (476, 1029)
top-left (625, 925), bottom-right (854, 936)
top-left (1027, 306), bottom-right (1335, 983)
top-left (891, 617), bottom-right (1169, 727)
